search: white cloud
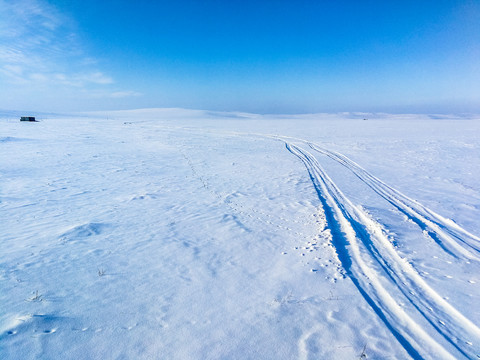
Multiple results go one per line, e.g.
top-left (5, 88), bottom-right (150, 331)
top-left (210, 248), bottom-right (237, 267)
top-left (0, 0), bottom-right (62, 38)
top-left (0, 0), bottom-right (143, 111)
top-left (0, 47), bottom-right (27, 65)
top-left (0, 0), bottom-right (115, 89)
top-left (0, 64), bottom-right (28, 84)
top-left (80, 89), bottom-right (143, 99)
top-left (54, 73), bottom-right (67, 82)
top-left (30, 72), bottom-right (48, 82)
top-left (3, 64), bottom-right (23, 75)
top-left (80, 72), bottom-right (114, 85)
top-left (110, 91), bottom-right (143, 98)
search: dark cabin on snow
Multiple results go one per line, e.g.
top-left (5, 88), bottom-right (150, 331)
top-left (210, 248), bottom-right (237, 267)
top-left (20, 116), bottom-right (36, 122)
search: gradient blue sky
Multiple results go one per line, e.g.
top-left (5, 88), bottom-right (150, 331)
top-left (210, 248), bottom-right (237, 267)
top-left (1, 0), bottom-right (479, 113)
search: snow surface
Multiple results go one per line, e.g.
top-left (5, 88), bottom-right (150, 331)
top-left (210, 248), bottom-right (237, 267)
top-left (1, 110), bottom-right (480, 359)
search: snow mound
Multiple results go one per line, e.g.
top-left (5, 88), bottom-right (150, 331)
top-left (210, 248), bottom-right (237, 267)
top-left (60, 222), bottom-right (110, 240)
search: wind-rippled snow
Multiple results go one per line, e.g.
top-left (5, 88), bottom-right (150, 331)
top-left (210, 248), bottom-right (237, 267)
top-left (1, 110), bottom-right (479, 359)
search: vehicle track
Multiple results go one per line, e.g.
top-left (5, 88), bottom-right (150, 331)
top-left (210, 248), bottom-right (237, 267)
top-left (285, 142), bottom-right (480, 359)
top-left (278, 135), bottom-right (480, 262)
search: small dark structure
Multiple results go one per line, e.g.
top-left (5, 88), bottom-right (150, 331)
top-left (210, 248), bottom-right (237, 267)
top-left (20, 116), bottom-right (36, 122)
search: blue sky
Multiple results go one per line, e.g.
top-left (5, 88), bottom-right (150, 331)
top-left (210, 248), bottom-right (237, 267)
top-left (0, 0), bottom-right (479, 113)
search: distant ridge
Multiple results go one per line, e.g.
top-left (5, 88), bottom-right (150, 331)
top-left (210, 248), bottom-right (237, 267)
top-left (81, 108), bottom-right (480, 121)
top-left (2, 107), bottom-right (478, 121)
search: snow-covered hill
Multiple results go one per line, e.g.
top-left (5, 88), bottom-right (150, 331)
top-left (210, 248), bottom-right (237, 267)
top-left (1, 111), bottom-right (479, 359)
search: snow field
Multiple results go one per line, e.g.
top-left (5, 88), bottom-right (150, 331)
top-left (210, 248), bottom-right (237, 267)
top-left (1, 112), bottom-right (480, 359)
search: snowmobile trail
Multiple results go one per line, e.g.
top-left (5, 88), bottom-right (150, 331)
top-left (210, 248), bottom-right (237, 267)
top-left (308, 142), bottom-right (480, 260)
top-left (277, 135), bottom-right (480, 262)
top-left (285, 142), bottom-right (480, 360)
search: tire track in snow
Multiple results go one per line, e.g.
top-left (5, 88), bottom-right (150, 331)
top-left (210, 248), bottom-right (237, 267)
top-left (277, 135), bottom-right (480, 262)
top-left (307, 141), bottom-right (480, 261)
top-left (285, 142), bottom-right (480, 360)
